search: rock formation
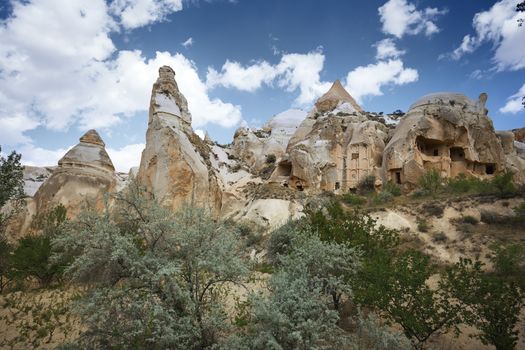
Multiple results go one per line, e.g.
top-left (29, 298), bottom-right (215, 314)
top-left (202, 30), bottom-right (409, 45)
top-left (231, 109), bottom-right (306, 173)
top-left (32, 129), bottom-right (116, 216)
top-left (382, 93), bottom-right (506, 188)
top-left (137, 66), bottom-right (222, 213)
top-left (497, 131), bottom-right (525, 184)
top-left (270, 81), bottom-right (389, 192)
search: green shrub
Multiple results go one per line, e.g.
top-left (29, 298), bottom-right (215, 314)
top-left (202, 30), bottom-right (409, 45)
top-left (432, 232), bottom-right (448, 243)
top-left (11, 235), bottom-right (63, 287)
top-left (342, 193), bottom-right (367, 206)
top-left (265, 154), bottom-right (276, 164)
top-left (372, 191), bottom-right (393, 205)
top-left (447, 174), bottom-right (485, 194)
top-left (383, 182), bottom-right (401, 196)
top-left (266, 221), bottom-right (299, 265)
top-left (490, 170), bottom-right (516, 196)
top-left (357, 175), bottom-right (376, 194)
top-left (417, 219), bottom-right (429, 232)
top-left (418, 169), bottom-right (443, 196)
top-left (422, 202), bottom-right (444, 217)
top-left (460, 215), bottom-right (479, 225)
top-left (480, 209), bottom-right (508, 225)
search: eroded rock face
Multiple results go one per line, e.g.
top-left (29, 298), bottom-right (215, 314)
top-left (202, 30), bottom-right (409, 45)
top-left (497, 131), bottom-right (525, 184)
top-left (231, 109), bottom-right (306, 173)
top-left (33, 129), bottom-right (116, 216)
top-left (382, 93), bottom-right (507, 188)
top-left (270, 81), bottom-right (389, 192)
top-left (137, 66), bottom-right (222, 213)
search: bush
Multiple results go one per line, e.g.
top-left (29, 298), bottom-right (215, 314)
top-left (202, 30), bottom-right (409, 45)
top-left (432, 232), bottom-right (448, 243)
top-left (422, 202), bottom-right (444, 217)
top-left (264, 154), bottom-right (276, 164)
top-left (53, 182), bottom-right (249, 349)
top-left (342, 193), bottom-right (367, 206)
top-left (491, 170), bottom-right (516, 196)
top-left (460, 215), bottom-right (478, 225)
top-left (383, 182), bottom-right (401, 196)
top-left (11, 235), bottom-right (63, 288)
top-left (446, 174), bottom-right (485, 194)
top-left (0, 238), bottom-right (13, 292)
top-left (357, 175), bottom-right (376, 194)
top-left (418, 168), bottom-right (443, 196)
top-left (266, 221), bottom-right (300, 265)
top-left (372, 191), bottom-right (393, 205)
top-left (417, 219), bottom-right (429, 232)
top-left (480, 209), bottom-right (509, 225)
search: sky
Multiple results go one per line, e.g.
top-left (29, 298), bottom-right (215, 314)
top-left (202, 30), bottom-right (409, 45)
top-left (0, 0), bottom-right (524, 172)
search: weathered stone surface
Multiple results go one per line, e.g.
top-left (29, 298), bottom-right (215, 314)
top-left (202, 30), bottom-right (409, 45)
top-left (497, 131), bottom-right (525, 184)
top-left (32, 129), bottom-right (116, 217)
top-left (231, 109), bottom-right (306, 173)
top-left (137, 66), bottom-right (222, 213)
top-left (382, 93), bottom-right (507, 188)
top-left (270, 82), bottom-right (388, 192)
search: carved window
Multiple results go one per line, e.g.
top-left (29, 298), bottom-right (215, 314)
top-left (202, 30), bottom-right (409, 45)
top-left (351, 153), bottom-right (359, 160)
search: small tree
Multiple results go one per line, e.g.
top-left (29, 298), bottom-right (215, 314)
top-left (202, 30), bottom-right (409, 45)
top-left (446, 258), bottom-right (524, 350)
top-left (418, 168), bottom-right (443, 196)
top-left (0, 147), bottom-right (25, 235)
top-left (363, 250), bottom-right (461, 349)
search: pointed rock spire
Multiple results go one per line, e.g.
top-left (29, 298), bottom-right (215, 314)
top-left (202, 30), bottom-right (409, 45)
top-left (79, 129), bottom-right (105, 147)
top-left (315, 80), bottom-right (363, 114)
top-left (150, 65), bottom-right (192, 126)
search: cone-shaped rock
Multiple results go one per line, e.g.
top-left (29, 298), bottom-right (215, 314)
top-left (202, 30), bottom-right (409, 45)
top-left (137, 66), bottom-right (222, 213)
top-left (58, 129), bottom-right (114, 173)
top-left (315, 80), bottom-right (363, 114)
top-left (270, 81), bottom-right (387, 192)
top-left (33, 129), bottom-right (116, 216)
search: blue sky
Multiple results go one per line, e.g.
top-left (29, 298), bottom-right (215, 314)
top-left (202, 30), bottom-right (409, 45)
top-left (0, 0), bottom-right (524, 171)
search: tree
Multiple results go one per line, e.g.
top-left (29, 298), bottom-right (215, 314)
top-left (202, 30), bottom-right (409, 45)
top-left (364, 250), bottom-right (461, 349)
top-left (53, 181), bottom-right (248, 349)
top-left (10, 205), bottom-right (68, 288)
top-left (446, 258), bottom-right (524, 350)
top-left (0, 146), bottom-right (25, 235)
top-left (518, 1), bottom-right (524, 27)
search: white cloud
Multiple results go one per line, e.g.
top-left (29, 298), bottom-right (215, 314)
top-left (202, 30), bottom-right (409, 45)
top-left (378, 0), bottom-right (446, 38)
top-left (110, 0), bottom-right (183, 29)
top-left (207, 60), bottom-right (278, 92)
top-left (374, 38), bottom-right (405, 60)
top-left (500, 83), bottom-right (525, 114)
top-left (181, 37), bottom-right (193, 48)
top-left (450, 0), bottom-right (525, 71)
top-left (18, 144), bottom-right (73, 167)
top-left (344, 59), bottom-right (418, 103)
top-left (206, 50), bottom-right (331, 106)
top-left (194, 129), bottom-right (205, 139)
top-left (0, 0), bottom-right (241, 147)
top-left (107, 143), bottom-right (145, 172)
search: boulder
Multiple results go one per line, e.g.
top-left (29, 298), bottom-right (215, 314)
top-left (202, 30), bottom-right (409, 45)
top-left (137, 66), bottom-right (222, 213)
top-left (270, 81), bottom-right (389, 192)
top-left (382, 93), bottom-right (507, 188)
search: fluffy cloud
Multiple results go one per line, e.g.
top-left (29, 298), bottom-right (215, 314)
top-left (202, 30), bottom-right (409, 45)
top-left (107, 143), bottom-right (145, 172)
top-left (374, 38), bottom-right (405, 60)
top-left (110, 0), bottom-right (183, 29)
top-left (344, 59), bottom-right (418, 103)
top-left (500, 83), bottom-right (525, 114)
top-left (206, 50), bottom-right (331, 106)
top-left (378, 0), bottom-right (446, 38)
top-left (0, 0), bottom-right (240, 147)
top-left (17, 144), bottom-right (73, 168)
top-left (450, 0), bottom-right (525, 71)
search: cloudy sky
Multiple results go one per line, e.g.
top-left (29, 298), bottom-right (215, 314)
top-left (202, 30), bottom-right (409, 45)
top-left (0, 0), bottom-right (524, 172)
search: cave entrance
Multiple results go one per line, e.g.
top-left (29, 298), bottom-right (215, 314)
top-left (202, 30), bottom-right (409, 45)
top-left (485, 164), bottom-right (495, 175)
top-left (335, 182), bottom-right (340, 190)
top-left (416, 136), bottom-right (444, 157)
top-left (450, 147), bottom-right (465, 161)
